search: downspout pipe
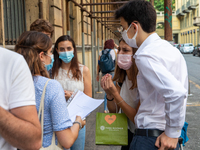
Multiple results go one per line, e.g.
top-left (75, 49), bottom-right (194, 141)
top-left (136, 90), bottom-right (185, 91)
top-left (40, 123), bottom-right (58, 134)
top-left (39, 0), bottom-right (43, 19)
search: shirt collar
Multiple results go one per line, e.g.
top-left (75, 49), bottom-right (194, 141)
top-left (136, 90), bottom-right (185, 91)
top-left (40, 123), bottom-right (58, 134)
top-left (133, 33), bottom-right (161, 58)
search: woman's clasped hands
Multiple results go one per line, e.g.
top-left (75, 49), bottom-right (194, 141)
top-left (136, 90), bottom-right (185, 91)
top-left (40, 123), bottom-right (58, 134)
top-left (100, 74), bottom-right (118, 98)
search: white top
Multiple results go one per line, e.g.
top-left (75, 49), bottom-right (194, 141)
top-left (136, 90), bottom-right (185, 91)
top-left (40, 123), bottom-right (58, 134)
top-left (99, 49), bottom-right (116, 60)
top-left (55, 64), bottom-right (84, 92)
top-left (0, 48), bottom-right (36, 150)
top-left (133, 33), bottom-right (188, 138)
top-left (120, 76), bottom-right (139, 133)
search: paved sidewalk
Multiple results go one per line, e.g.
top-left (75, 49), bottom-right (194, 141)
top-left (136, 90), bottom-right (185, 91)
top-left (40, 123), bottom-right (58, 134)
top-left (85, 89), bottom-right (121, 150)
top-left (85, 80), bottom-right (198, 150)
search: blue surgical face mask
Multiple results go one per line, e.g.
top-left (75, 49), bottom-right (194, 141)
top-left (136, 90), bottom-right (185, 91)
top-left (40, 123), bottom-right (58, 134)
top-left (59, 50), bottom-right (74, 63)
top-left (45, 54), bottom-right (54, 71)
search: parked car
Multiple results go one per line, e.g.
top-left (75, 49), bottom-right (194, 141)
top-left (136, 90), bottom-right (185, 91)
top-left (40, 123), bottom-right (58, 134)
top-left (173, 44), bottom-right (179, 49)
top-left (178, 44), bottom-right (184, 51)
top-left (193, 44), bottom-right (200, 57)
top-left (180, 43), bottom-right (194, 54)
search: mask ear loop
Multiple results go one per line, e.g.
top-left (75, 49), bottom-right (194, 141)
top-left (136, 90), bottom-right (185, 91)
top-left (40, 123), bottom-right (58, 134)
top-left (126, 24), bottom-right (132, 33)
top-left (132, 23), bottom-right (138, 38)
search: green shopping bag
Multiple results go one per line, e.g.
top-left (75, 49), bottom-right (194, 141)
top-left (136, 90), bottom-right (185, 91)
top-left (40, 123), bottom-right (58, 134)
top-left (95, 112), bottom-right (128, 145)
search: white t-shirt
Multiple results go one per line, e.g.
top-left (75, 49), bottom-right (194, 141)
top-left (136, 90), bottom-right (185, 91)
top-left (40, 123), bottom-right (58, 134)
top-left (120, 76), bottom-right (139, 133)
top-left (99, 49), bottom-right (116, 60)
top-left (0, 48), bottom-right (36, 150)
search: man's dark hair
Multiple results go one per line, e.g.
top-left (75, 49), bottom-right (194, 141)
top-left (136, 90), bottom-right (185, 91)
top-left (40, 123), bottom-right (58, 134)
top-left (115, 0), bottom-right (156, 33)
top-left (30, 19), bottom-right (54, 37)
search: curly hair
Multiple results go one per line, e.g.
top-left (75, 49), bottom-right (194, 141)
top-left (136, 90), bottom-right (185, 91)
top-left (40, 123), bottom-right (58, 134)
top-left (30, 19), bottom-right (54, 37)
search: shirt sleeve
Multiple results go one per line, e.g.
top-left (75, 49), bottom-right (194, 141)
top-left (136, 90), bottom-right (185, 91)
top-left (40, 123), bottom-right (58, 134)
top-left (9, 55), bottom-right (36, 109)
top-left (50, 81), bottom-right (73, 131)
top-left (99, 51), bottom-right (102, 56)
top-left (110, 50), bottom-right (116, 60)
top-left (136, 55), bottom-right (187, 138)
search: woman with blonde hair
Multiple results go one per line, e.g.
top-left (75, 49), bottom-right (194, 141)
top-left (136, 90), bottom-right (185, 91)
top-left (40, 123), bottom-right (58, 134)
top-left (15, 31), bottom-right (85, 149)
top-left (101, 39), bottom-right (139, 150)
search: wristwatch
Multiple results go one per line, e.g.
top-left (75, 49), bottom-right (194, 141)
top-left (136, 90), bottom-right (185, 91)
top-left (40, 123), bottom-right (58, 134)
top-left (73, 121), bottom-right (82, 130)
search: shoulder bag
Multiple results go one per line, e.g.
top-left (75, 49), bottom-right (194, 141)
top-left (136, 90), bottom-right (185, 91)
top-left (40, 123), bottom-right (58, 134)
top-left (38, 79), bottom-right (63, 150)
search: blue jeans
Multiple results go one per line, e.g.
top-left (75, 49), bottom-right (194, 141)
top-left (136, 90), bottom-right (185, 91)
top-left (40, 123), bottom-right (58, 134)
top-left (102, 72), bottom-right (115, 111)
top-left (129, 135), bottom-right (179, 150)
top-left (70, 126), bottom-right (86, 150)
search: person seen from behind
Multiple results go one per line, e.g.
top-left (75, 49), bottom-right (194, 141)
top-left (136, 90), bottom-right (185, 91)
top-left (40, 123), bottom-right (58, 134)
top-left (30, 19), bottom-right (54, 38)
top-left (101, 38), bottom-right (140, 150)
top-left (30, 18), bottom-right (54, 77)
top-left (52, 35), bottom-right (92, 150)
top-left (114, 0), bottom-right (188, 150)
top-left (15, 31), bottom-right (85, 149)
top-left (0, 48), bottom-right (41, 150)
top-left (96, 39), bottom-right (117, 113)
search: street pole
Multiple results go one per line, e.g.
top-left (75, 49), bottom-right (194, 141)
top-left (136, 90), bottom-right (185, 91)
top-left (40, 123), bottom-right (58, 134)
top-left (93, 0), bottom-right (97, 82)
top-left (91, 0), bottom-right (95, 98)
top-left (164, 0), bottom-right (173, 44)
top-left (93, 0), bottom-right (98, 94)
top-left (101, 0), bottom-right (104, 51)
top-left (81, 0), bottom-right (85, 65)
top-left (150, 0), bottom-right (154, 6)
top-left (66, 0), bottom-right (70, 36)
top-left (1, 0), bottom-right (5, 47)
top-left (199, 0), bottom-right (200, 44)
top-left (97, 0), bottom-right (102, 93)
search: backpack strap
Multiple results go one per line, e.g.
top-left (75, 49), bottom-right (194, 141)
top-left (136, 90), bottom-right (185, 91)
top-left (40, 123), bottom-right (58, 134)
top-left (108, 49), bottom-right (112, 53)
top-left (113, 49), bottom-right (117, 59)
top-left (102, 49), bottom-right (111, 54)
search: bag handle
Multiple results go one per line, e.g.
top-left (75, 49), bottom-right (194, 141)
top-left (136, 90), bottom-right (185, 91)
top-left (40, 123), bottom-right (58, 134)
top-left (38, 79), bottom-right (51, 145)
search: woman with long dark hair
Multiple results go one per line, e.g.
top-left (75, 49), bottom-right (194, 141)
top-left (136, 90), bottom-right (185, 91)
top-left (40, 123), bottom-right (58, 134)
top-left (52, 35), bottom-right (92, 150)
top-left (101, 39), bottom-right (140, 150)
top-left (15, 31), bottom-right (85, 149)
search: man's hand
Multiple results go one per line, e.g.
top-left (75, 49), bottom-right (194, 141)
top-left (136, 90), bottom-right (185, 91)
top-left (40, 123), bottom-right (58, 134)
top-left (155, 132), bottom-right (178, 150)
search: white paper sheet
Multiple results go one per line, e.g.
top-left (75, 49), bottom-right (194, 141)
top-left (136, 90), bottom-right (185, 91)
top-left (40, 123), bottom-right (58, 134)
top-left (67, 90), bottom-right (104, 122)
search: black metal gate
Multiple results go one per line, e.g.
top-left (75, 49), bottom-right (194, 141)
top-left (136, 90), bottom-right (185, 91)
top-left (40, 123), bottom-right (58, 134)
top-left (3, 0), bottom-right (26, 45)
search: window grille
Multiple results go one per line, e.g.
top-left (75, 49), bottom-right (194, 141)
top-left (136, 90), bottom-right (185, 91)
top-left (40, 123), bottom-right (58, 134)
top-left (3, 0), bottom-right (26, 45)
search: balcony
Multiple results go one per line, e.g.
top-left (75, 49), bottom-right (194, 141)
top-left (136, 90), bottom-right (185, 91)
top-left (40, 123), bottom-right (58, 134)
top-left (187, 0), bottom-right (197, 10)
top-left (193, 17), bottom-right (200, 26)
top-left (182, 4), bottom-right (190, 13)
top-left (176, 8), bottom-right (185, 16)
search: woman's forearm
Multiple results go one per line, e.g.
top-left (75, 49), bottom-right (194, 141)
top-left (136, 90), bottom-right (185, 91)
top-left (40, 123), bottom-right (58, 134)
top-left (112, 92), bottom-right (137, 123)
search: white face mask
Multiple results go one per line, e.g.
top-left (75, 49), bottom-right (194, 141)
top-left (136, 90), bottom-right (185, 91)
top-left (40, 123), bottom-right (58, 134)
top-left (121, 24), bottom-right (138, 48)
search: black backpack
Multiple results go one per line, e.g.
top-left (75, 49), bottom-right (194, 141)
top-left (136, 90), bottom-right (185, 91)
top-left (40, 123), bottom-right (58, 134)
top-left (99, 49), bottom-right (115, 74)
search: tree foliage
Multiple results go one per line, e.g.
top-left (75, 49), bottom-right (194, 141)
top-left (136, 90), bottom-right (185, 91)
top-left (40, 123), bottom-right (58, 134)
top-left (147, 0), bottom-right (175, 11)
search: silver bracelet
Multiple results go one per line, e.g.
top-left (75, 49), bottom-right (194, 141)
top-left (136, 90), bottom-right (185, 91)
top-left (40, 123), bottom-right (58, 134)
top-left (73, 121), bottom-right (82, 130)
top-left (117, 100), bottom-right (124, 105)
